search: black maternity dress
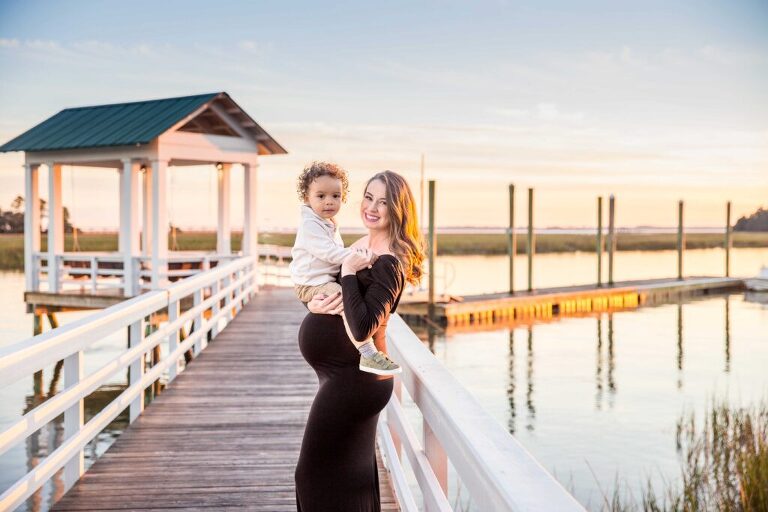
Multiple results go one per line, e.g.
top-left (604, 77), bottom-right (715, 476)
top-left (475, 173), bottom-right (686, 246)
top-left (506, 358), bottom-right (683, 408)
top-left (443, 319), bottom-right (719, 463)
top-left (295, 254), bottom-right (405, 512)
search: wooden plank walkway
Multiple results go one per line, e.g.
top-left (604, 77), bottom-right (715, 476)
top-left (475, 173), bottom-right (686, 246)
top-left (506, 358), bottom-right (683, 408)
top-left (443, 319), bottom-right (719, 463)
top-left (52, 288), bottom-right (399, 511)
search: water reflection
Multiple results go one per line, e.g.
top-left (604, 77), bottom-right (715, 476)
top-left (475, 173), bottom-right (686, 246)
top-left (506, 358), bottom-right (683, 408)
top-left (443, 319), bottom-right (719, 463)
top-left (724, 296), bottom-right (731, 373)
top-left (507, 330), bottom-right (516, 434)
top-left (466, 294), bottom-right (746, 445)
top-left (506, 327), bottom-right (537, 433)
top-left (607, 314), bottom-right (616, 405)
top-left (526, 327), bottom-right (535, 432)
top-left (595, 314), bottom-right (617, 410)
top-left (677, 302), bottom-right (684, 389)
top-left (23, 378), bottom-right (65, 511)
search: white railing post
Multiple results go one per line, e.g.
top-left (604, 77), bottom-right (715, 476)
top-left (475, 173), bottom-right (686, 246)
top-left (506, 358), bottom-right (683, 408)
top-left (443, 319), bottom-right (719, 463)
top-left (90, 256), bottom-right (98, 292)
top-left (63, 350), bottom-right (84, 491)
top-left (234, 268), bottom-right (243, 313)
top-left (223, 273), bottom-right (233, 322)
top-left (424, 420), bottom-right (448, 498)
top-left (168, 299), bottom-right (180, 382)
top-left (128, 318), bottom-right (145, 423)
top-left (211, 280), bottom-right (220, 338)
top-left (390, 378), bottom-right (403, 458)
top-left (193, 288), bottom-right (204, 355)
top-left (31, 254), bottom-right (40, 291)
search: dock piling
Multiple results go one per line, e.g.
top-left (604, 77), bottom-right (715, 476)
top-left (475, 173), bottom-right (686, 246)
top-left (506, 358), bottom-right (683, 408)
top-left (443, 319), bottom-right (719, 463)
top-left (725, 201), bottom-right (732, 277)
top-left (527, 187), bottom-right (534, 292)
top-left (597, 196), bottom-right (603, 287)
top-left (508, 184), bottom-right (516, 295)
top-left (428, 180), bottom-right (436, 325)
top-left (677, 200), bottom-right (685, 280)
top-left (607, 195), bottom-right (616, 286)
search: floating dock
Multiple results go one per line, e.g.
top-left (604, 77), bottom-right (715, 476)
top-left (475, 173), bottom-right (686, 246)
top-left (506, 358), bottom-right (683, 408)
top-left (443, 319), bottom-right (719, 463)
top-left (398, 276), bottom-right (745, 329)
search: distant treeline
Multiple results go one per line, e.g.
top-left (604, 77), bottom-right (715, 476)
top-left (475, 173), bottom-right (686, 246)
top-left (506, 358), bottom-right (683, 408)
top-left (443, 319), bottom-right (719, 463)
top-left (734, 207), bottom-right (768, 232)
top-left (0, 195), bottom-right (77, 234)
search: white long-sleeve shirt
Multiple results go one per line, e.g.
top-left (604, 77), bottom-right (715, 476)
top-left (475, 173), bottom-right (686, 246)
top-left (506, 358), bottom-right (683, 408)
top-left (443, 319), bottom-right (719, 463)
top-left (289, 205), bottom-right (353, 286)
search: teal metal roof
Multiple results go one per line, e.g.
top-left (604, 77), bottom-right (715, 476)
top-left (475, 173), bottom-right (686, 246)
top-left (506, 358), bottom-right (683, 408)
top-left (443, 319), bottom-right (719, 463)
top-left (0, 92), bottom-right (285, 154)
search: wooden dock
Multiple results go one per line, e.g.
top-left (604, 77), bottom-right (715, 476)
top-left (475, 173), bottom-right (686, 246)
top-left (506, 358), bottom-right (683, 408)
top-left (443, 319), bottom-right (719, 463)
top-left (51, 288), bottom-right (399, 511)
top-left (398, 276), bottom-right (745, 328)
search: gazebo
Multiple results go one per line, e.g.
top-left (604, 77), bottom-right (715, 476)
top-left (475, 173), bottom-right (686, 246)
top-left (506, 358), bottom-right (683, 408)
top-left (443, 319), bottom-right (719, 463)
top-left (0, 92), bottom-right (287, 304)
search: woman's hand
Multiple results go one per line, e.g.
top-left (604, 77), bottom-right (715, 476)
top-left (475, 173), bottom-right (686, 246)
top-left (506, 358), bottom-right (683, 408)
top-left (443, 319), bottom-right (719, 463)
top-left (307, 291), bottom-right (344, 315)
top-left (341, 248), bottom-right (378, 276)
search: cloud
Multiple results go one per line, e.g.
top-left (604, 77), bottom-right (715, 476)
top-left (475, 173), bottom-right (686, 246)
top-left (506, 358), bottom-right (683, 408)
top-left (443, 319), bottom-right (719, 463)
top-left (238, 40), bottom-right (269, 55)
top-left (489, 103), bottom-right (585, 123)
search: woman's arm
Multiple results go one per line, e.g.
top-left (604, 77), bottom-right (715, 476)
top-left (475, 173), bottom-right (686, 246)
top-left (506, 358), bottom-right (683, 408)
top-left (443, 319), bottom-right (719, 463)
top-left (341, 257), bottom-right (403, 341)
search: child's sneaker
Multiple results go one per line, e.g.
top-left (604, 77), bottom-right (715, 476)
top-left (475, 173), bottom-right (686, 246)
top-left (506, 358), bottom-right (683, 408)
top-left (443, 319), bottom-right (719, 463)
top-left (359, 351), bottom-right (402, 375)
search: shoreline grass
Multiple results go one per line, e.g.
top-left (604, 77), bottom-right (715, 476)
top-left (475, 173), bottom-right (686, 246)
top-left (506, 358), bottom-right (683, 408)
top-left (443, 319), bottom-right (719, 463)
top-left (606, 401), bottom-right (768, 512)
top-left (1, 231), bottom-right (766, 271)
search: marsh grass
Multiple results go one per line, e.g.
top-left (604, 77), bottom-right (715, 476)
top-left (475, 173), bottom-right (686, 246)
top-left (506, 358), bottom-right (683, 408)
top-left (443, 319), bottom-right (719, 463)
top-left (2, 231), bottom-right (766, 271)
top-left (605, 402), bottom-right (768, 512)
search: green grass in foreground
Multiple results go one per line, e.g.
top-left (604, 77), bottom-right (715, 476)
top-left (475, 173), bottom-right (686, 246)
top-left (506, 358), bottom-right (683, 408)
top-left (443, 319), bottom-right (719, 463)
top-left (606, 401), bottom-right (768, 512)
top-left (1, 231), bottom-right (766, 270)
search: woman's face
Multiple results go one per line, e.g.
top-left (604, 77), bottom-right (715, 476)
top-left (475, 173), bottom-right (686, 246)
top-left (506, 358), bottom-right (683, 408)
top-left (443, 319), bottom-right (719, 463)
top-left (361, 179), bottom-right (390, 231)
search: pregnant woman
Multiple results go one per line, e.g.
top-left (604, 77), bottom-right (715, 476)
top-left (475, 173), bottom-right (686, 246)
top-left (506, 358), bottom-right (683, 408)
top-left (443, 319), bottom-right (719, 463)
top-left (295, 170), bottom-right (425, 511)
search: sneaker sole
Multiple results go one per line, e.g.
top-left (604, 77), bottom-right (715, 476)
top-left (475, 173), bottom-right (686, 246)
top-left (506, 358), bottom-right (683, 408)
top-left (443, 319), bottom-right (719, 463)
top-left (359, 365), bottom-right (402, 376)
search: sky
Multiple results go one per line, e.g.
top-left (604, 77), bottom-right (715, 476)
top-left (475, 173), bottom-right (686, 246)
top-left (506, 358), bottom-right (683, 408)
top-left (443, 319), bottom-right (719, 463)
top-left (0, 0), bottom-right (766, 230)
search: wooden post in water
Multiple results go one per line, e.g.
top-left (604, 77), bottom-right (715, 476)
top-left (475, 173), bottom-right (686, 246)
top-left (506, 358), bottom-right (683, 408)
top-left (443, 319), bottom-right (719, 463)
top-left (725, 201), bottom-right (732, 277)
top-left (527, 187), bottom-right (534, 292)
top-left (33, 313), bottom-right (43, 396)
top-left (508, 184), bottom-right (517, 295)
top-left (607, 195), bottom-right (616, 286)
top-left (428, 180), bottom-right (436, 325)
top-left (677, 200), bottom-right (685, 280)
top-left (420, 154), bottom-right (425, 232)
top-left (596, 196), bottom-right (603, 287)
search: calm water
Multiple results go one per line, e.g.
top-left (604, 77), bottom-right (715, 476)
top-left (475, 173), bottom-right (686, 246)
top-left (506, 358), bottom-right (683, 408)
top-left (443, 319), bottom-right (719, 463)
top-left (418, 294), bottom-right (768, 509)
top-left (1, 248), bottom-right (766, 511)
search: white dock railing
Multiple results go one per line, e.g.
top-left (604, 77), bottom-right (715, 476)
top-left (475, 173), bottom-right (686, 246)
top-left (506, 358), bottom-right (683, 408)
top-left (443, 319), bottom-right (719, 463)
top-left (30, 245), bottom-right (290, 295)
top-left (379, 314), bottom-right (586, 512)
top-left (0, 256), bottom-right (257, 512)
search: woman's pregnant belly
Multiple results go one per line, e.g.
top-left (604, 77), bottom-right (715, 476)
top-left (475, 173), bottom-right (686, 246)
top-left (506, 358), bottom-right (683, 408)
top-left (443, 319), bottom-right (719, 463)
top-left (298, 313), bottom-right (393, 419)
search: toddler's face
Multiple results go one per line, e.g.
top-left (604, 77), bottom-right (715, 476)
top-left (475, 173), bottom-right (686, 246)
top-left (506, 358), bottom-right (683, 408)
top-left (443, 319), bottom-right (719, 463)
top-left (306, 175), bottom-right (343, 219)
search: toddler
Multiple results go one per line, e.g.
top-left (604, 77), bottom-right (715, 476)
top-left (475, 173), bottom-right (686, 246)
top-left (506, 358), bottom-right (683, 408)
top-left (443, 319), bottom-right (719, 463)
top-left (289, 162), bottom-right (401, 375)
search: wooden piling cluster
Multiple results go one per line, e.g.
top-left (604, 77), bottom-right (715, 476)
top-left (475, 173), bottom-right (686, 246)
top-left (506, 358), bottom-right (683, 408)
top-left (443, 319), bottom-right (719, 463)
top-left (415, 179), bottom-right (741, 332)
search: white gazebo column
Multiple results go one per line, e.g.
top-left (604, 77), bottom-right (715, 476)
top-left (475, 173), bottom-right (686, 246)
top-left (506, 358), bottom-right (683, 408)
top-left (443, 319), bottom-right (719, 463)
top-left (243, 161), bottom-right (259, 296)
top-left (151, 159), bottom-right (169, 288)
top-left (24, 163), bottom-right (41, 291)
top-left (142, 164), bottom-right (153, 258)
top-left (242, 161), bottom-right (258, 257)
top-left (47, 162), bottom-right (63, 292)
top-left (119, 159), bottom-right (141, 296)
top-left (217, 163), bottom-right (232, 255)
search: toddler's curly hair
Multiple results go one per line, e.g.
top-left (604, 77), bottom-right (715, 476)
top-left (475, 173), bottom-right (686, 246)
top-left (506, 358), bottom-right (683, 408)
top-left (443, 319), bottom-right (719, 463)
top-left (296, 161), bottom-right (349, 202)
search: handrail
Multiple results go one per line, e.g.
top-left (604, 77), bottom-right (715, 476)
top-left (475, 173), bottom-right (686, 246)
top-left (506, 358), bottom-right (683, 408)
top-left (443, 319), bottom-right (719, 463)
top-left (28, 246), bottom-right (284, 294)
top-left (0, 256), bottom-right (257, 512)
top-left (381, 314), bottom-right (586, 512)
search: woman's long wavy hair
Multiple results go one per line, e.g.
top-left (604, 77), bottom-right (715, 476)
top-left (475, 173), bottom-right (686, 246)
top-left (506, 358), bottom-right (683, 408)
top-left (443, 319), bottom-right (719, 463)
top-left (364, 171), bottom-right (425, 285)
